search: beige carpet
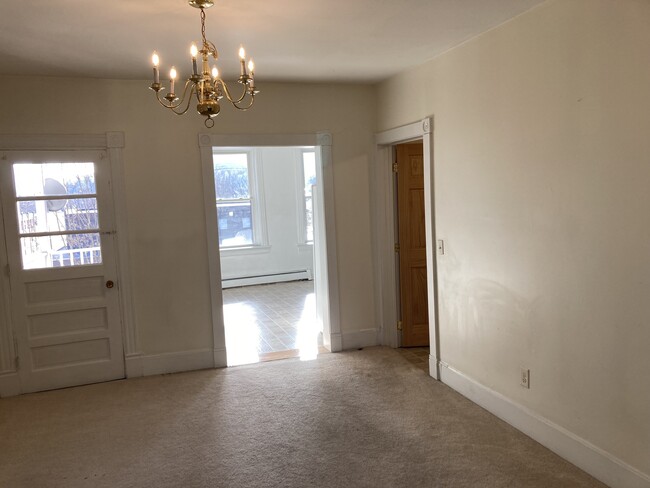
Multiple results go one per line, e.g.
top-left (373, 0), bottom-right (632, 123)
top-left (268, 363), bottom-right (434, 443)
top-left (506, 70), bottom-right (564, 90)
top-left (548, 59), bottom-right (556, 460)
top-left (0, 347), bottom-right (606, 488)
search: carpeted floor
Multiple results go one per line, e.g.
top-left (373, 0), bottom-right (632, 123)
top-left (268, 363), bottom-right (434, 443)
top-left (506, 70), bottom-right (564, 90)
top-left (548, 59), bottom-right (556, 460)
top-left (0, 347), bottom-right (607, 488)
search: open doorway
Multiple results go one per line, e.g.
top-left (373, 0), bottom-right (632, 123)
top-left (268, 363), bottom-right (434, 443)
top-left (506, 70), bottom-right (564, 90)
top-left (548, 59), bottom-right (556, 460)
top-left (214, 147), bottom-right (321, 365)
top-left (199, 133), bottom-right (341, 369)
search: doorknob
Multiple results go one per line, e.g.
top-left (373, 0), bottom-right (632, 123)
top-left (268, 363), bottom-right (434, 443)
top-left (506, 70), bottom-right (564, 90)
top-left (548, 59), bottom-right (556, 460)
top-left (106, 280), bottom-right (115, 289)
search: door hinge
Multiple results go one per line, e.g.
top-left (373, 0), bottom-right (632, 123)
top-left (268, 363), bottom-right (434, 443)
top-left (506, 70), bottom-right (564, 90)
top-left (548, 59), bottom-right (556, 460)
top-left (14, 355), bottom-right (20, 370)
top-left (394, 243), bottom-right (400, 253)
top-left (392, 161), bottom-right (399, 173)
top-left (397, 321), bottom-right (403, 331)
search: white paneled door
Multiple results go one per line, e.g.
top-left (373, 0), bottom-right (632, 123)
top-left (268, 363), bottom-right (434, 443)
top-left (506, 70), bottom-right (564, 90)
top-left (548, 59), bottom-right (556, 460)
top-left (0, 151), bottom-right (124, 393)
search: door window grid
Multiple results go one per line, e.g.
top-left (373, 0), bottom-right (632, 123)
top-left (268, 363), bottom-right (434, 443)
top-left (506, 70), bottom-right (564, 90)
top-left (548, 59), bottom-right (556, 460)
top-left (12, 162), bottom-right (103, 270)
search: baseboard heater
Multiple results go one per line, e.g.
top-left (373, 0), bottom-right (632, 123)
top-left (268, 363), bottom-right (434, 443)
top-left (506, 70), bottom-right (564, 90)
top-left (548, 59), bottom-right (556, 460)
top-left (222, 269), bottom-right (313, 289)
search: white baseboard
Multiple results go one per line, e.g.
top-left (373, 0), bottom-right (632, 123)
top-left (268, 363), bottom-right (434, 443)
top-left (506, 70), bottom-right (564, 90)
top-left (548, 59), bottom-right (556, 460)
top-left (124, 353), bottom-right (143, 378)
top-left (325, 332), bottom-right (343, 352)
top-left (129, 349), bottom-right (216, 377)
top-left (341, 328), bottom-right (379, 351)
top-left (439, 362), bottom-right (650, 488)
top-left (213, 347), bottom-right (227, 368)
top-left (0, 372), bottom-right (21, 398)
top-left (222, 270), bottom-right (311, 289)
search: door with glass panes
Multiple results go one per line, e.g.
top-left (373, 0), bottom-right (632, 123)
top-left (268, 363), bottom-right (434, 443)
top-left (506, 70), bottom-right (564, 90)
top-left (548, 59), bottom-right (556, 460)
top-left (0, 151), bottom-right (124, 393)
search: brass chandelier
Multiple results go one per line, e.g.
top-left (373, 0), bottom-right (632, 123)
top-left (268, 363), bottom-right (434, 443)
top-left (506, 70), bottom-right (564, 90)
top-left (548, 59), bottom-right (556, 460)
top-left (149, 0), bottom-right (259, 128)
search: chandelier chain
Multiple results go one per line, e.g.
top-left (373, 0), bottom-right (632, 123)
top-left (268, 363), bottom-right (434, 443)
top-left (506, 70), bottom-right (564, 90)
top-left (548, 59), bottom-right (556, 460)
top-left (200, 8), bottom-right (207, 48)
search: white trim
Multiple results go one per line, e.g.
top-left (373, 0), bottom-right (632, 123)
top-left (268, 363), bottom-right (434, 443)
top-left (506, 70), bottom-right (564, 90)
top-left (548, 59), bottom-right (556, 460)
top-left (373, 119), bottom-right (440, 379)
top-left (198, 132), bottom-right (341, 360)
top-left (0, 198), bottom-right (16, 374)
top-left (341, 328), bottom-right (379, 350)
top-left (0, 372), bottom-right (21, 398)
top-left (130, 349), bottom-right (215, 377)
top-left (440, 363), bottom-right (650, 488)
top-left (106, 133), bottom-right (139, 360)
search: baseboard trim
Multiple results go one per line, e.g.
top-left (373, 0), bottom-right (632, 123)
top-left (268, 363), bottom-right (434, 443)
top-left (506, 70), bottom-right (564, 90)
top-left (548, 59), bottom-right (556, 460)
top-left (341, 328), bottom-right (379, 351)
top-left (133, 349), bottom-right (216, 377)
top-left (0, 372), bottom-right (21, 398)
top-left (440, 362), bottom-right (650, 488)
top-left (213, 347), bottom-right (227, 368)
top-left (124, 353), bottom-right (143, 378)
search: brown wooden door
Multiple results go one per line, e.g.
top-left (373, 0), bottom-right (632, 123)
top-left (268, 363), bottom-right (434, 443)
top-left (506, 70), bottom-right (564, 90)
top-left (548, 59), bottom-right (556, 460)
top-left (396, 142), bottom-right (429, 347)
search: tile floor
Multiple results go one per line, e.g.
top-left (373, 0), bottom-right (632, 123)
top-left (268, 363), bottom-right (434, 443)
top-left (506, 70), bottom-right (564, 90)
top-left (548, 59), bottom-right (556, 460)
top-left (222, 280), bottom-right (322, 366)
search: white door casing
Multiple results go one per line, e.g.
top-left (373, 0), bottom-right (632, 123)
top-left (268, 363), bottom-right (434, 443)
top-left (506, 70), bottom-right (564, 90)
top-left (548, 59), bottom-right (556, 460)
top-left (0, 150), bottom-right (124, 393)
top-left (0, 133), bottom-right (138, 397)
top-left (374, 118), bottom-right (440, 379)
top-left (198, 132), bottom-right (342, 366)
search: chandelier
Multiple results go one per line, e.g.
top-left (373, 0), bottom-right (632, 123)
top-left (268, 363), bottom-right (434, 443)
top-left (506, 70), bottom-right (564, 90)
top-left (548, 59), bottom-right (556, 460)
top-left (149, 0), bottom-right (259, 128)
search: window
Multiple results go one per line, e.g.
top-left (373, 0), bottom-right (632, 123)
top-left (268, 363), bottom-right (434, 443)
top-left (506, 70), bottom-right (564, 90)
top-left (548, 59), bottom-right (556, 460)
top-left (12, 162), bottom-right (102, 270)
top-left (301, 150), bottom-right (317, 244)
top-left (213, 151), bottom-right (265, 249)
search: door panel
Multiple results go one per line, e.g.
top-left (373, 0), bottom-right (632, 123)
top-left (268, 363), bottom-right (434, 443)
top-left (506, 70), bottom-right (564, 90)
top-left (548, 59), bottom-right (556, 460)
top-left (397, 142), bottom-right (429, 347)
top-left (0, 151), bottom-right (124, 393)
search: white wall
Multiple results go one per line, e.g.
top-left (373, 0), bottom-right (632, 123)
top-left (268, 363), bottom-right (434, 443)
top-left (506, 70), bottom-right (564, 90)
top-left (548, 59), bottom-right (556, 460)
top-left (0, 77), bottom-right (378, 358)
top-left (377, 0), bottom-right (650, 480)
top-left (218, 146), bottom-right (314, 283)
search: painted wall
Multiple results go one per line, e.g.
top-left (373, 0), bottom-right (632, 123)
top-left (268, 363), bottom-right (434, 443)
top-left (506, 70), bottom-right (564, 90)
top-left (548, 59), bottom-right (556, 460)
top-left (377, 0), bottom-right (650, 478)
top-left (0, 77), bottom-right (377, 357)
top-left (218, 146), bottom-right (314, 281)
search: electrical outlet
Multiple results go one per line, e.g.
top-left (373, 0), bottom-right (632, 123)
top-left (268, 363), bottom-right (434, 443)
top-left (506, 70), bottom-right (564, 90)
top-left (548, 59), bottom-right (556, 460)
top-left (520, 368), bottom-right (530, 389)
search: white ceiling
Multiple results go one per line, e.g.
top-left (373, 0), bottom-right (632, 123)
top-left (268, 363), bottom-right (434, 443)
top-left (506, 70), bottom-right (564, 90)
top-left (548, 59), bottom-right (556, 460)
top-left (0, 0), bottom-right (545, 83)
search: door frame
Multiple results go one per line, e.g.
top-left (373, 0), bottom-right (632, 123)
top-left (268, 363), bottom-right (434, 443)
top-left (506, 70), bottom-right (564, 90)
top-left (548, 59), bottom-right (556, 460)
top-left (373, 118), bottom-right (441, 379)
top-left (198, 132), bottom-right (342, 367)
top-left (0, 133), bottom-right (139, 397)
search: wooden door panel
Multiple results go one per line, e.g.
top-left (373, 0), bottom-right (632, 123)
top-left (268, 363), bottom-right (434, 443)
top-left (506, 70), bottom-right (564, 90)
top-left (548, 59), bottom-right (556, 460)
top-left (397, 143), bottom-right (429, 347)
top-left (408, 188), bottom-right (426, 249)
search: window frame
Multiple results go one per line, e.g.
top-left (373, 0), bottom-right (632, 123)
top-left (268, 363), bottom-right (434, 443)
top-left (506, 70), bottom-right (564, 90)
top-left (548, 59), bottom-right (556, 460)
top-left (212, 148), bottom-right (268, 252)
top-left (296, 148), bottom-right (316, 247)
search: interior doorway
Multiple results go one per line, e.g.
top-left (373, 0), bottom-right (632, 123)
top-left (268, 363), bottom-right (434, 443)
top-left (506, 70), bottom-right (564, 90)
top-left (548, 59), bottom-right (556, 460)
top-left (374, 118), bottom-right (440, 379)
top-left (213, 146), bottom-right (322, 365)
top-left (199, 133), bottom-right (341, 369)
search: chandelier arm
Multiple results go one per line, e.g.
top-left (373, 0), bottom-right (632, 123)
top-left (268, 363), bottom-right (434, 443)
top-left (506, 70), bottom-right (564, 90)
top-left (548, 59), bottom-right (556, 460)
top-left (154, 80), bottom-right (194, 110)
top-left (231, 96), bottom-right (256, 111)
top-left (169, 84), bottom-right (198, 116)
top-left (218, 79), bottom-right (250, 104)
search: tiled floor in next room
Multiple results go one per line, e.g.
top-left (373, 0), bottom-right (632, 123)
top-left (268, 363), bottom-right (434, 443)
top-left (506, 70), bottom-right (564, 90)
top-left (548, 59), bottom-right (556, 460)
top-left (222, 280), bottom-right (323, 366)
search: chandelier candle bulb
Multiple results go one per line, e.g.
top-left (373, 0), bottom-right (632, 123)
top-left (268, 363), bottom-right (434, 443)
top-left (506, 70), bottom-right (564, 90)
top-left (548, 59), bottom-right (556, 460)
top-left (239, 46), bottom-right (247, 76)
top-left (152, 52), bottom-right (160, 84)
top-left (211, 66), bottom-right (219, 79)
top-left (169, 66), bottom-right (177, 94)
top-left (190, 43), bottom-right (199, 75)
top-left (248, 59), bottom-right (255, 77)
